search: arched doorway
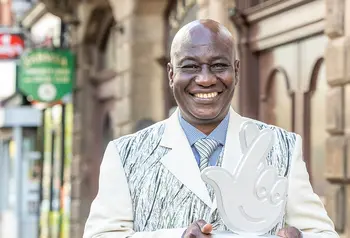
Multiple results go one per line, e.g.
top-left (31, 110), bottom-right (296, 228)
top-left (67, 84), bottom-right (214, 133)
top-left (258, 35), bottom-right (329, 170)
top-left (260, 67), bottom-right (294, 131)
top-left (79, 3), bottom-right (117, 203)
top-left (259, 43), bottom-right (297, 132)
top-left (86, 5), bottom-right (117, 157)
top-left (96, 16), bottom-right (117, 155)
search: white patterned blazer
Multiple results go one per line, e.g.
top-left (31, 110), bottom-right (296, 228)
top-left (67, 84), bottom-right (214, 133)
top-left (83, 108), bottom-right (338, 238)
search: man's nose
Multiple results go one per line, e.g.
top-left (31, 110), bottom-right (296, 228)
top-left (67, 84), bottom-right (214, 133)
top-left (195, 65), bottom-right (216, 87)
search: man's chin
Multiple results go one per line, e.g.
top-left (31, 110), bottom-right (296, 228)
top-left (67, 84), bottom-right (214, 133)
top-left (192, 111), bottom-right (221, 122)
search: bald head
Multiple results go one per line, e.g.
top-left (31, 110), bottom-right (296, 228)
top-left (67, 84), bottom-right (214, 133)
top-left (167, 19), bottom-right (240, 130)
top-left (170, 19), bottom-right (235, 64)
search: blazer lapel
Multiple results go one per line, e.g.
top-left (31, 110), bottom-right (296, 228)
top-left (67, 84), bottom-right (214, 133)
top-left (160, 109), bottom-right (213, 208)
top-left (221, 108), bottom-right (246, 173)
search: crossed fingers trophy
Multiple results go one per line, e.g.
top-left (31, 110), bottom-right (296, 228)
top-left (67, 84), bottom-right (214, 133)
top-left (201, 121), bottom-right (286, 237)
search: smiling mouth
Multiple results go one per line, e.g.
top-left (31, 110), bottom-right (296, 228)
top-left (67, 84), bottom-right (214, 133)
top-left (194, 92), bottom-right (218, 98)
top-left (190, 92), bottom-right (222, 100)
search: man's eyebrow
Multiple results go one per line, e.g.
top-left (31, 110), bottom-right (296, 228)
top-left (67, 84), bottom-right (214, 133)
top-left (177, 56), bottom-right (198, 65)
top-left (210, 56), bottom-right (230, 61)
top-left (177, 55), bottom-right (231, 64)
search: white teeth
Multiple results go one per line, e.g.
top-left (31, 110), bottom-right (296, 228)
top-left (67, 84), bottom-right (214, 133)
top-left (194, 92), bottom-right (218, 99)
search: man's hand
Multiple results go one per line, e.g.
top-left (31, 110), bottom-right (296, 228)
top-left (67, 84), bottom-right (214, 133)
top-left (277, 227), bottom-right (302, 238)
top-left (182, 220), bottom-right (212, 238)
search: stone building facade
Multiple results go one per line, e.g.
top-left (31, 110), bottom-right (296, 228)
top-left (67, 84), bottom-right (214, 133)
top-left (32, 0), bottom-right (350, 237)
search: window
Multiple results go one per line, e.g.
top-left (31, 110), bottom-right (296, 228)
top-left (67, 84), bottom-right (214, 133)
top-left (236, 0), bottom-right (286, 10)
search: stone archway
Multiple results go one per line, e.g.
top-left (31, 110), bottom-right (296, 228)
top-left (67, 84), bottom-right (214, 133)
top-left (77, 0), bottom-right (118, 197)
top-left (260, 67), bottom-right (294, 131)
top-left (69, 1), bottom-right (118, 237)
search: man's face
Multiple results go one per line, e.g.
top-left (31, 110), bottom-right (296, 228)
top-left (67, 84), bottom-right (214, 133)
top-left (168, 25), bottom-right (239, 125)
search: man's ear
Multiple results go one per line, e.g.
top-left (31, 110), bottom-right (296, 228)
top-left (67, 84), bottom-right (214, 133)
top-left (234, 60), bottom-right (240, 85)
top-left (167, 63), bottom-right (174, 88)
top-left (234, 60), bottom-right (240, 72)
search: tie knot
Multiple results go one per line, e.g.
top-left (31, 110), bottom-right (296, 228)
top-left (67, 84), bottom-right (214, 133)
top-left (194, 138), bottom-right (219, 160)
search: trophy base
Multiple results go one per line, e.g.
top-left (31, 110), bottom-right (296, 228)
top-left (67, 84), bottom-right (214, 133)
top-left (211, 231), bottom-right (279, 237)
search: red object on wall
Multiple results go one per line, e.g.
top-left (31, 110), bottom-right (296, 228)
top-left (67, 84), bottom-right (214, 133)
top-left (0, 33), bottom-right (25, 59)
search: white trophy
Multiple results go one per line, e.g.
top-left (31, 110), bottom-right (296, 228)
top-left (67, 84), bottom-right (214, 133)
top-left (201, 121), bottom-right (287, 237)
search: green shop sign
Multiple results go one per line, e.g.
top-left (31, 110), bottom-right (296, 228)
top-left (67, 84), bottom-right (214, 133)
top-left (18, 49), bottom-right (75, 102)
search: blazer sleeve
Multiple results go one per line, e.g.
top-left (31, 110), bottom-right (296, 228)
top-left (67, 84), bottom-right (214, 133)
top-left (83, 141), bottom-right (186, 238)
top-left (285, 134), bottom-right (339, 238)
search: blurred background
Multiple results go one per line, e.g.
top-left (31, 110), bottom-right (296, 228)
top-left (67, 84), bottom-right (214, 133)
top-left (0, 0), bottom-right (349, 237)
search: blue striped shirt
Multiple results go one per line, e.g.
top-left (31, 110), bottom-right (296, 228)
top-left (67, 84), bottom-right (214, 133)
top-left (179, 113), bottom-right (230, 166)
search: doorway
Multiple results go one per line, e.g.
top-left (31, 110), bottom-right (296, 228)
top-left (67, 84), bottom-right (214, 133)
top-left (258, 34), bottom-right (329, 203)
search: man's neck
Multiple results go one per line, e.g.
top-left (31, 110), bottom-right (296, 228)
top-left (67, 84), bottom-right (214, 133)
top-left (195, 123), bottom-right (220, 135)
top-left (178, 109), bottom-right (230, 136)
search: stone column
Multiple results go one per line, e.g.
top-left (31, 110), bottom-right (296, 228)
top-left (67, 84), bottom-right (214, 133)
top-left (324, 0), bottom-right (350, 236)
top-left (131, 13), bottom-right (166, 125)
top-left (69, 3), bottom-right (108, 237)
top-left (71, 45), bottom-right (95, 237)
top-left (109, 0), bottom-right (134, 136)
top-left (111, 0), bottom-right (166, 131)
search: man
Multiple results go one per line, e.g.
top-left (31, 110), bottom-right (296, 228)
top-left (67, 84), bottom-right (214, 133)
top-left (83, 19), bottom-right (338, 238)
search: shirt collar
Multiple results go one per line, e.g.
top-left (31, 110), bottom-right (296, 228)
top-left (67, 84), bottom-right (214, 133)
top-left (178, 111), bottom-right (230, 146)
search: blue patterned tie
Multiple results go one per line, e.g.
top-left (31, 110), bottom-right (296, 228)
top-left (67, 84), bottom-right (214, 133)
top-left (194, 138), bottom-right (219, 171)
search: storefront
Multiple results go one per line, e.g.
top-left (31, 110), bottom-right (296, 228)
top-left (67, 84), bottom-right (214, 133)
top-left (0, 29), bottom-right (33, 238)
top-left (0, 31), bottom-right (25, 102)
top-left (20, 6), bottom-right (75, 237)
top-left (0, 106), bottom-right (42, 238)
top-left (38, 104), bottom-right (73, 238)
